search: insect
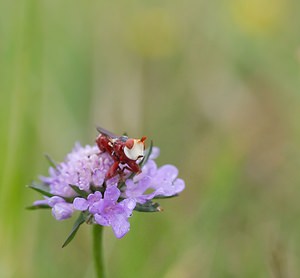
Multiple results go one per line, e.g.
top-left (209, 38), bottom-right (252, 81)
top-left (96, 127), bottom-right (147, 180)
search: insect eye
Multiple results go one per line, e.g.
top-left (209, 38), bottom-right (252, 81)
top-left (125, 139), bottom-right (134, 149)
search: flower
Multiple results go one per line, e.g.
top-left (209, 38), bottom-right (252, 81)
top-left (39, 143), bottom-right (113, 197)
top-left (31, 142), bottom-right (185, 239)
top-left (48, 196), bottom-right (74, 221)
top-left (123, 158), bottom-right (185, 204)
top-left (73, 188), bottom-right (136, 238)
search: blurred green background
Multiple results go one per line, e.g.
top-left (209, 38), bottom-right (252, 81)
top-left (1, 0), bottom-right (300, 277)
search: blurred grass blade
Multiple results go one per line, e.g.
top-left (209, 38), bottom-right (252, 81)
top-left (62, 212), bottom-right (86, 248)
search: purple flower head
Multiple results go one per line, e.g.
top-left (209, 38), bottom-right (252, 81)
top-left (95, 187), bottom-right (136, 238)
top-left (73, 191), bottom-right (103, 211)
top-left (40, 143), bottom-right (113, 197)
top-left (73, 187), bottom-right (135, 238)
top-left (123, 157), bottom-right (185, 204)
top-left (48, 196), bottom-right (74, 220)
top-left (30, 140), bottom-right (185, 240)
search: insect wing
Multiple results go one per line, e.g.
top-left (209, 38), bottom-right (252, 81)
top-left (96, 126), bottom-right (119, 139)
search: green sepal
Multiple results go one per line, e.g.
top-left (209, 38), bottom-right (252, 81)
top-left (139, 140), bottom-right (153, 169)
top-left (44, 153), bottom-right (58, 169)
top-left (134, 200), bottom-right (162, 212)
top-left (27, 183), bottom-right (54, 198)
top-left (90, 185), bottom-right (105, 194)
top-left (69, 184), bottom-right (89, 198)
top-left (62, 212), bottom-right (89, 248)
top-left (154, 194), bottom-right (178, 199)
top-left (26, 204), bottom-right (51, 210)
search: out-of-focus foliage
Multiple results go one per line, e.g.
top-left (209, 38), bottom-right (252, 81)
top-left (1, 0), bottom-right (300, 277)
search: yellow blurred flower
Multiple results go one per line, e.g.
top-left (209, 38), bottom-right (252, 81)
top-left (230, 0), bottom-right (286, 35)
top-left (124, 8), bottom-right (178, 59)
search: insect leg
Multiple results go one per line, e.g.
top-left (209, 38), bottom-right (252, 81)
top-left (105, 161), bottom-right (120, 179)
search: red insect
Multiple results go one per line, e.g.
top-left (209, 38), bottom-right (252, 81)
top-left (96, 127), bottom-right (147, 180)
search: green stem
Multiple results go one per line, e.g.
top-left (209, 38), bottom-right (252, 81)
top-left (93, 225), bottom-right (105, 278)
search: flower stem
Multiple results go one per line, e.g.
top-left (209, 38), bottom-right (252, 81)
top-left (93, 225), bottom-right (105, 278)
